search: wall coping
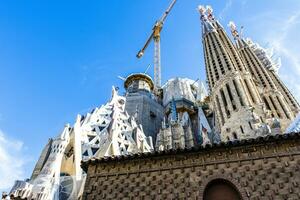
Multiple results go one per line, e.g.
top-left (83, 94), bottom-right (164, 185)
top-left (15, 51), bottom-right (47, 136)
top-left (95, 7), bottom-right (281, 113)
top-left (81, 132), bottom-right (300, 172)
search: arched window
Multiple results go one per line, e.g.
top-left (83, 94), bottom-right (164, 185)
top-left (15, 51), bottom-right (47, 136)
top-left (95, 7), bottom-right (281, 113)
top-left (240, 126), bottom-right (244, 134)
top-left (203, 179), bottom-right (243, 200)
top-left (232, 132), bottom-right (238, 140)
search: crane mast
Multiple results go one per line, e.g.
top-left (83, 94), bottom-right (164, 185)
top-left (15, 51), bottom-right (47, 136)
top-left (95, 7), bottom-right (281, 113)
top-left (154, 36), bottom-right (161, 87)
top-left (136, 0), bottom-right (177, 90)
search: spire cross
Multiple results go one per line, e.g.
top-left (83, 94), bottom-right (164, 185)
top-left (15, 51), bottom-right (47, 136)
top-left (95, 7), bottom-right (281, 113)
top-left (228, 21), bottom-right (240, 40)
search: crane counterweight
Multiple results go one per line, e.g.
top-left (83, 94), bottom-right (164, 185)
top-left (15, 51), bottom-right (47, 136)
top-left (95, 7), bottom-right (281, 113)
top-left (137, 51), bottom-right (144, 58)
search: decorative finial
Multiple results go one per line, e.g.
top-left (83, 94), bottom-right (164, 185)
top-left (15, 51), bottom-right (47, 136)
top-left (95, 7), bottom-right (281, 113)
top-left (198, 5), bottom-right (207, 21)
top-left (201, 123), bottom-right (211, 147)
top-left (198, 5), bottom-right (217, 34)
top-left (198, 5), bottom-right (206, 14)
top-left (206, 5), bottom-right (214, 21)
top-left (111, 86), bottom-right (119, 99)
top-left (228, 21), bottom-right (239, 39)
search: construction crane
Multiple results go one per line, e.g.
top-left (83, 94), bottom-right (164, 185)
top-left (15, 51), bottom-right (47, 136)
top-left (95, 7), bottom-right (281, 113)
top-left (136, 0), bottom-right (177, 89)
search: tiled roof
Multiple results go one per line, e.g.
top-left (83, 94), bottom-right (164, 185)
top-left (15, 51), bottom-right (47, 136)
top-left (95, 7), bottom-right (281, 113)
top-left (81, 132), bottom-right (300, 172)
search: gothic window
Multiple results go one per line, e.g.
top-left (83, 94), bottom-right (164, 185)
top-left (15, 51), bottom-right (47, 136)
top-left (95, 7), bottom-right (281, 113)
top-left (124, 144), bottom-right (129, 151)
top-left (174, 142), bottom-right (179, 149)
top-left (240, 126), bottom-right (244, 134)
top-left (226, 84), bottom-right (236, 110)
top-left (263, 97), bottom-right (271, 110)
top-left (232, 132), bottom-right (238, 140)
top-left (203, 179), bottom-right (243, 200)
top-left (248, 122), bottom-right (253, 130)
top-left (220, 89), bottom-right (230, 118)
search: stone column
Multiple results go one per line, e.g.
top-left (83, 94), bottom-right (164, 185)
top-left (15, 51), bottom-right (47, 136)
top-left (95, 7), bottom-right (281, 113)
top-left (229, 80), bottom-right (242, 108)
top-left (217, 90), bottom-right (229, 120)
top-left (276, 94), bottom-right (293, 119)
top-left (250, 79), bottom-right (262, 102)
top-left (215, 95), bottom-right (225, 125)
top-left (245, 78), bottom-right (260, 104)
top-left (238, 78), bottom-right (253, 106)
top-left (265, 96), bottom-right (279, 118)
top-left (222, 84), bottom-right (235, 112)
top-left (234, 77), bottom-right (250, 107)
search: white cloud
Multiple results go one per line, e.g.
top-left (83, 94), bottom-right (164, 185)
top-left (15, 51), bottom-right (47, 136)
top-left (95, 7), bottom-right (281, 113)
top-left (0, 130), bottom-right (29, 192)
top-left (244, 8), bottom-right (300, 102)
top-left (218, 0), bottom-right (233, 20)
top-left (264, 12), bottom-right (300, 101)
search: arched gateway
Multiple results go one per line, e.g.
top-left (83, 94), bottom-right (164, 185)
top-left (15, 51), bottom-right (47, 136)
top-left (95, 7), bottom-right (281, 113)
top-left (203, 179), bottom-right (243, 200)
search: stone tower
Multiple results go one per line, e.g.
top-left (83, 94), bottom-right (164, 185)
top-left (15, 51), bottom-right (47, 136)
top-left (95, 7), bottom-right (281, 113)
top-left (229, 22), bottom-right (297, 130)
top-left (267, 69), bottom-right (300, 115)
top-left (198, 6), bottom-right (270, 141)
top-left (10, 125), bottom-right (72, 200)
top-left (246, 38), bottom-right (300, 116)
top-left (124, 73), bottom-right (164, 144)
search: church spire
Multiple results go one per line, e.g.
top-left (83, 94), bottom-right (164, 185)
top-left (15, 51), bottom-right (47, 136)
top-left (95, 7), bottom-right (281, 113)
top-left (231, 21), bottom-right (295, 128)
top-left (206, 5), bottom-right (214, 21)
top-left (198, 5), bottom-right (216, 35)
top-left (228, 21), bottom-right (249, 49)
top-left (228, 21), bottom-right (239, 39)
top-left (198, 5), bottom-right (271, 141)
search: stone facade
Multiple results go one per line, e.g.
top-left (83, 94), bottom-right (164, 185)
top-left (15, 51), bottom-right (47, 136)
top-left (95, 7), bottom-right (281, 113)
top-left (82, 132), bottom-right (300, 200)
top-left (198, 6), bottom-right (299, 141)
top-left (199, 6), bottom-right (271, 141)
top-left (229, 22), bottom-right (295, 130)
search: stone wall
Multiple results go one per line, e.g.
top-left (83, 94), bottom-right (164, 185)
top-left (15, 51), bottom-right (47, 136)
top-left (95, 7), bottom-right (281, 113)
top-left (82, 133), bottom-right (300, 200)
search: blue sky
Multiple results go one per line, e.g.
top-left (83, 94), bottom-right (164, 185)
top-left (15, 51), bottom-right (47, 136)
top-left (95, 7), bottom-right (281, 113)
top-left (1, 0), bottom-right (300, 191)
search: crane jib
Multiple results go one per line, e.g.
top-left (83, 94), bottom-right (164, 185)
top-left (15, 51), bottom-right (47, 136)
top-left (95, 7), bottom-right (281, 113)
top-left (160, 0), bottom-right (177, 23)
top-left (137, 0), bottom-right (177, 58)
top-left (136, 0), bottom-right (177, 89)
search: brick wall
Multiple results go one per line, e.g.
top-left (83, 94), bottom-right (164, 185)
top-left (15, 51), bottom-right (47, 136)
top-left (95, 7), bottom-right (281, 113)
top-left (82, 133), bottom-right (300, 200)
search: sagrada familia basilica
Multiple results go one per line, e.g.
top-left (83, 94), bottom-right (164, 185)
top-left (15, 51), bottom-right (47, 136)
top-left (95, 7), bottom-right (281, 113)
top-left (4, 3), bottom-right (300, 200)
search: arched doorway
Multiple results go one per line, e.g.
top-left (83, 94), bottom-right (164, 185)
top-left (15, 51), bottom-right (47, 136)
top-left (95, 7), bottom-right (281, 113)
top-left (203, 179), bottom-right (242, 200)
